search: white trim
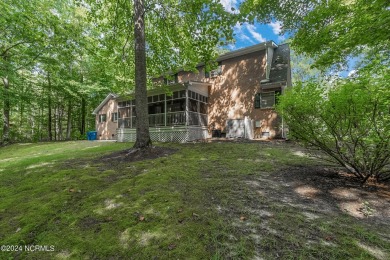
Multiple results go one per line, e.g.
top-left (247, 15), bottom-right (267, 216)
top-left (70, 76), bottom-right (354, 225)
top-left (162, 41), bottom-right (278, 75)
top-left (92, 93), bottom-right (118, 115)
top-left (216, 41), bottom-right (278, 62)
top-left (111, 112), bottom-right (118, 122)
top-left (266, 46), bottom-right (274, 80)
top-left (98, 114), bottom-right (107, 123)
top-left (188, 81), bottom-right (209, 97)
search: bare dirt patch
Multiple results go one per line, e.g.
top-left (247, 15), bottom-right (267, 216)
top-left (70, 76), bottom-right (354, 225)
top-left (96, 146), bottom-right (178, 164)
top-left (273, 166), bottom-right (390, 221)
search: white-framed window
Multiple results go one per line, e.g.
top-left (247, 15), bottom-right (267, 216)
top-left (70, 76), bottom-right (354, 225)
top-left (99, 114), bottom-right (107, 123)
top-left (111, 112), bottom-right (118, 122)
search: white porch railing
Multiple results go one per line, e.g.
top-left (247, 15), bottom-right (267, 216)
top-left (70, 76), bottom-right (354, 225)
top-left (118, 111), bottom-right (207, 128)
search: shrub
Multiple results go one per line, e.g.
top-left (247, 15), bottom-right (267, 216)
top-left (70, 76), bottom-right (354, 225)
top-left (278, 65), bottom-right (390, 184)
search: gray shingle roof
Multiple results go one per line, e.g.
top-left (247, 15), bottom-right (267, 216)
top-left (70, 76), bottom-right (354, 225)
top-left (269, 43), bottom-right (291, 84)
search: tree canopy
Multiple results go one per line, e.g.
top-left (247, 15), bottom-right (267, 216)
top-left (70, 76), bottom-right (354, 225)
top-left (1, 0), bottom-right (237, 145)
top-left (87, 0), bottom-right (237, 148)
top-left (0, 0), bottom-right (115, 144)
top-left (241, 0), bottom-right (390, 69)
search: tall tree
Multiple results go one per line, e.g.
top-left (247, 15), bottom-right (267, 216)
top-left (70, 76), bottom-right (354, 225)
top-left (88, 0), bottom-right (236, 149)
top-left (0, 0), bottom-right (58, 144)
top-left (133, 0), bottom-right (151, 148)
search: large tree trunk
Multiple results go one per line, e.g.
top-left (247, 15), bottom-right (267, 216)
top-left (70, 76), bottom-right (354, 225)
top-left (54, 106), bottom-right (57, 141)
top-left (80, 97), bottom-right (86, 136)
top-left (58, 103), bottom-right (63, 140)
top-left (39, 88), bottom-right (44, 140)
top-left (19, 85), bottom-right (24, 138)
top-left (47, 73), bottom-right (53, 141)
top-left (133, 0), bottom-right (151, 149)
top-left (2, 77), bottom-right (10, 145)
top-left (66, 99), bottom-right (72, 140)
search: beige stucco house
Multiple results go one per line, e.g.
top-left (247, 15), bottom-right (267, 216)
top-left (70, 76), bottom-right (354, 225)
top-left (92, 41), bottom-right (291, 142)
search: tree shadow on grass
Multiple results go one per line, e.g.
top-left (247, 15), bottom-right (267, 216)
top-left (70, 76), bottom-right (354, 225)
top-left (269, 165), bottom-right (390, 222)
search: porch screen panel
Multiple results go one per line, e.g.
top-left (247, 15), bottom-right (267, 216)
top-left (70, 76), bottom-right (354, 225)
top-left (189, 99), bottom-right (198, 112)
top-left (200, 103), bottom-right (207, 114)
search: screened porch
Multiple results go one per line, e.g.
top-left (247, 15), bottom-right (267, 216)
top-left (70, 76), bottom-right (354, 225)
top-left (117, 87), bottom-right (208, 129)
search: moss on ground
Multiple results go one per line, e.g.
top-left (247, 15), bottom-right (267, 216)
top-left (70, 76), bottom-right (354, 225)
top-left (0, 141), bottom-right (389, 259)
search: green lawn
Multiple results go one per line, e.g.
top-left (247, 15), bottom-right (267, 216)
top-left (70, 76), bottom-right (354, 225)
top-left (0, 141), bottom-right (389, 259)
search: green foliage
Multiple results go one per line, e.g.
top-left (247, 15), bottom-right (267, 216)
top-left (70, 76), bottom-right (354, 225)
top-left (290, 50), bottom-right (322, 83)
top-left (88, 0), bottom-right (237, 82)
top-left (241, 0), bottom-right (390, 69)
top-left (243, 0), bottom-right (390, 183)
top-left (277, 62), bottom-right (390, 183)
top-left (0, 0), bottom-right (114, 143)
top-left (87, 0), bottom-right (238, 148)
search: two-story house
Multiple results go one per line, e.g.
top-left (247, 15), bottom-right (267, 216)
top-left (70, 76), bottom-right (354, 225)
top-left (92, 41), bottom-right (291, 142)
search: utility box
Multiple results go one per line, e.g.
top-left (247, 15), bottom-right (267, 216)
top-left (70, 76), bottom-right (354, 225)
top-left (226, 119), bottom-right (245, 138)
top-left (225, 117), bottom-right (254, 139)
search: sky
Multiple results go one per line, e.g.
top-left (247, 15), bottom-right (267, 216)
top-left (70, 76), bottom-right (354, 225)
top-left (219, 0), bottom-right (356, 76)
top-left (219, 0), bottom-right (289, 50)
top-left (219, 0), bottom-right (357, 77)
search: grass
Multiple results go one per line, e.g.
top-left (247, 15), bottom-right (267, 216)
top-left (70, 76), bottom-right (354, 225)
top-left (0, 141), bottom-right (389, 259)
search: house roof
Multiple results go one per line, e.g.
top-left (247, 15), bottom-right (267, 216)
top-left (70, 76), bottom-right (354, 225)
top-left (260, 43), bottom-right (291, 87)
top-left (92, 93), bottom-right (119, 115)
top-left (216, 41), bottom-right (278, 62)
top-left (162, 41), bottom-right (278, 75)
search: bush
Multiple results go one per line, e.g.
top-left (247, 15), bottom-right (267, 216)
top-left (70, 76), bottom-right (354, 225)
top-left (278, 66), bottom-right (390, 184)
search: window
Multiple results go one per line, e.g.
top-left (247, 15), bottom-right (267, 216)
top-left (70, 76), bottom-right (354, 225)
top-left (111, 112), bottom-right (118, 122)
top-left (210, 65), bottom-right (222, 77)
top-left (99, 114), bottom-right (107, 123)
top-left (118, 100), bottom-right (131, 107)
top-left (205, 63), bottom-right (222, 78)
top-left (255, 91), bottom-right (280, 109)
top-left (164, 74), bottom-right (178, 85)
